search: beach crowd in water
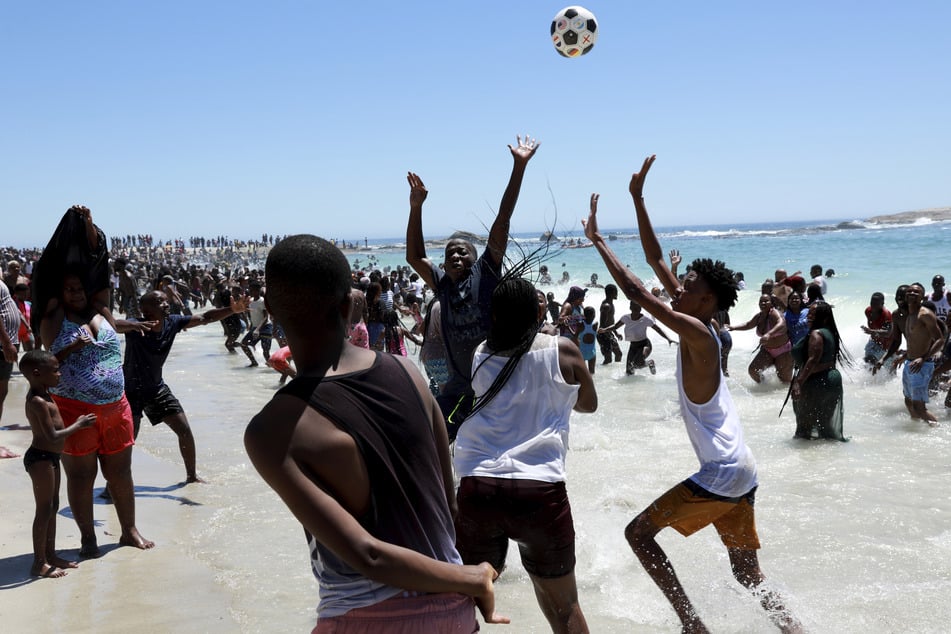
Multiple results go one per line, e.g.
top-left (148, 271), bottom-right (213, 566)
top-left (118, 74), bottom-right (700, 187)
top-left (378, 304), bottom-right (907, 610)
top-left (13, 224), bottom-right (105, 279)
top-left (3, 143), bottom-right (951, 632)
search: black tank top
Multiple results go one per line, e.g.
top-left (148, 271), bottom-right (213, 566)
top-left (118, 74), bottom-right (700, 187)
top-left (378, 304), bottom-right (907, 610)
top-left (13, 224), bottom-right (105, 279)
top-left (278, 352), bottom-right (460, 567)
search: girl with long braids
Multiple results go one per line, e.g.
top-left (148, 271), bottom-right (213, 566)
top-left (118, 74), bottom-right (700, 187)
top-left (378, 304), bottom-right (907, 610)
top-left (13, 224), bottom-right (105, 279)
top-left (453, 277), bottom-right (597, 633)
top-left (791, 300), bottom-right (854, 440)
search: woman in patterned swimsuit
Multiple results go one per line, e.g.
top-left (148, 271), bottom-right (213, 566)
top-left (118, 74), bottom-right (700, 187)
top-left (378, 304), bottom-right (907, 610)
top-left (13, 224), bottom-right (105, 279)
top-left (40, 273), bottom-right (154, 557)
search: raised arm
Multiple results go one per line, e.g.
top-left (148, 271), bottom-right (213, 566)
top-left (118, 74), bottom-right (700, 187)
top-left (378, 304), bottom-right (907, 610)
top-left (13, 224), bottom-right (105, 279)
top-left (185, 295), bottom-right (250, 329)
top-left (405, 172), bottom-right (437, 289)
top-left (629, 156), bottom-right (680, 296)
top-left (484, 135), bottom-right (540, 268)
top-left (584, 186), bottom-right (713, 352)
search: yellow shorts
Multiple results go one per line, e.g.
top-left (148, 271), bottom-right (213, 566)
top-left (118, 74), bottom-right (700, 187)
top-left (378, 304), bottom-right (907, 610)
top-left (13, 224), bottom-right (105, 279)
top-left (647, 480), bottom-right (761, 550)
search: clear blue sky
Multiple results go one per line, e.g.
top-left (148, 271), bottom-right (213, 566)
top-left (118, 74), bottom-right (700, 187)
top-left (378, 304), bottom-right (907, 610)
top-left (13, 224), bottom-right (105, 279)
top-left (4, 2), bottom-right (950, 247)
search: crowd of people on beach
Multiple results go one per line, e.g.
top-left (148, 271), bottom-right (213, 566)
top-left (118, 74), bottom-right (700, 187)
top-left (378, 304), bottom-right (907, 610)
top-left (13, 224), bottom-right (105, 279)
top-left (4, 143), bottom-right (951, 632)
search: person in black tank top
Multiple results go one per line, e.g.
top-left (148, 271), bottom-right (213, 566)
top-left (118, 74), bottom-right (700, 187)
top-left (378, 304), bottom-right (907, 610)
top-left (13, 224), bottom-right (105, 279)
top-left (245, 235), bottom-right (507, 630)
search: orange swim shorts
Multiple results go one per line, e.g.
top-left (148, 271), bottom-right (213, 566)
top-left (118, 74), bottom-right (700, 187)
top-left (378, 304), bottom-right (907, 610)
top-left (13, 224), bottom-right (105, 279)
top-left (52, 394), bottom-right (135, 457)
top-left (647, 480), bottom-right (761, 550)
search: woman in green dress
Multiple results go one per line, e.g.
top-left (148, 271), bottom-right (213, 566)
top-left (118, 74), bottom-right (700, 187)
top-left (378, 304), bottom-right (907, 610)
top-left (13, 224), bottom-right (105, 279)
top-left (791, 301), bottom-right (853, 440)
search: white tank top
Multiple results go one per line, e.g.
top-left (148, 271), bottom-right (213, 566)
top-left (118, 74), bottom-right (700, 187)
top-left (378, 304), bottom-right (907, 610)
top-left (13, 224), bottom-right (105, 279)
top-left (454, 334), bottom-right (579, 483)
top-left (674, 333), bottom-right (758, 497)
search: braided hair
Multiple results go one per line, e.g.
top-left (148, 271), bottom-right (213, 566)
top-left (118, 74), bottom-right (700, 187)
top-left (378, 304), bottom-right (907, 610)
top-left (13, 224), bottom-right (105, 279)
top-left (466, 277), bottom-right (541, 420)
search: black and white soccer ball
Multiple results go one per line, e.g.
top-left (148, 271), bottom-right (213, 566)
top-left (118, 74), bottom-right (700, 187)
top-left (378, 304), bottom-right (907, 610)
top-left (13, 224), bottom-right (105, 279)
top-left (551, 6), bottom-right (598, 58)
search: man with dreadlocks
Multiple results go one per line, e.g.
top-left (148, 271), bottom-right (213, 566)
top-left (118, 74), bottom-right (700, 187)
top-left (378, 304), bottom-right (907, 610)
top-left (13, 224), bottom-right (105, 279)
top-left (245, 235), bottom-right (507, 631)
top-left (584, 159), bottom-right (803, 634)
top-left (453, 276), bottom-right (597, 634)
top-left (406, 135), bottom-right (540, 439)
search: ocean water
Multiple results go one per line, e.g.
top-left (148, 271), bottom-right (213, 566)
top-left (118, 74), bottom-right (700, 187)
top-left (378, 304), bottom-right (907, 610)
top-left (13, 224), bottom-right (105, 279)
top-left (33, 217), bottom-right (951, 632)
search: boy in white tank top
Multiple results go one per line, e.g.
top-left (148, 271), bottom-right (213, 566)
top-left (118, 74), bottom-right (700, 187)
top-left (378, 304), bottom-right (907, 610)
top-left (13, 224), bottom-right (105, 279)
top-left (584, 162), bottom-right (803, 634)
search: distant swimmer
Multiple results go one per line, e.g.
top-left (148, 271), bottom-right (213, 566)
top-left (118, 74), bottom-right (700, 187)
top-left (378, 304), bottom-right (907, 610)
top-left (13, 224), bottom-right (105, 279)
top-left (585, 158), bottom-right (803, 633)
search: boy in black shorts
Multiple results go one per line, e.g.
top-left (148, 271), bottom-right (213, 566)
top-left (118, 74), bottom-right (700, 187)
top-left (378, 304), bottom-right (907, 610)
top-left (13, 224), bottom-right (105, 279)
top-left (123, 290), bottom-right (248, 483)
top-left (21, 350), bottom-right (96, 578)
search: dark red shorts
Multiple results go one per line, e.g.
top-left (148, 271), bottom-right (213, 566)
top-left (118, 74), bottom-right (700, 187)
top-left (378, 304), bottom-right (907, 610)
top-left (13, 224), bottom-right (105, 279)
top-left (454, 476), bottom-right (575, 579)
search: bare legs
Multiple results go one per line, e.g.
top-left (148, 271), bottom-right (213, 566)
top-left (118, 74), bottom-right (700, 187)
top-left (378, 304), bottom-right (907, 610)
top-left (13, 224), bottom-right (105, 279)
top-left (527, 571), bottom-right (589, 634)
top-left (748, 349), bottom-right (793, 384)
top-left (905, 397), bottom-right (939, 426)
top-left (625, 511), bottom-right (802, 633)
top-left (27, 461), bottom-right (78, 577)
top-left (134, 412), bottom-right (205, 483)
top-left (62, 448), bottom-right (154, 556)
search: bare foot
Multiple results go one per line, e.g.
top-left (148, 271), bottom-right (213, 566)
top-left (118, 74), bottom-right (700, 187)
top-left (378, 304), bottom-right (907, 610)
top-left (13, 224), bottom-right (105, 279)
top-left (185, 474), bottom-right (207, 484)
top-left (120, 529), bottom-right (155, 550)
top-left (80, 536), bottom-right (102, 558)
top-left (31, 562), bottom-right (68, 578)
top-left (0, 446), bottom-right (20, 459)
top-left (927, 419), bottom-right (940, 428)
top-left (48, 555), bottom-right (80, 569)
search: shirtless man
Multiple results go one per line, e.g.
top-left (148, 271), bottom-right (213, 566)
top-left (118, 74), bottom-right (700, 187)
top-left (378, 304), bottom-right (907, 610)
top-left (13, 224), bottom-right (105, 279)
top-left (900, 283), bottom-right (944, 426)
top-left (584, 160), bottom-right (801, 633)
top-left (874, 285), bottom-right (909, 375)
top-left (245, 235), bottom-right (505, 630)
top-left (597, 283), bottom-right (623, 365)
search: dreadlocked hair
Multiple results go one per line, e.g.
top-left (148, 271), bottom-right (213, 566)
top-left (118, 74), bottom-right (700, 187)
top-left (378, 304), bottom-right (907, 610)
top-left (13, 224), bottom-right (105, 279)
top-left (690, 258), bottom-right (739, 310)
top-left (466, 277), bottom-right (541, 421)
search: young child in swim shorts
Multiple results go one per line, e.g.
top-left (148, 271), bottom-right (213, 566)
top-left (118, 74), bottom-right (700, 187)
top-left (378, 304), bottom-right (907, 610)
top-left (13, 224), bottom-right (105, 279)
top-left (21, 350), bottom-right (96, 578)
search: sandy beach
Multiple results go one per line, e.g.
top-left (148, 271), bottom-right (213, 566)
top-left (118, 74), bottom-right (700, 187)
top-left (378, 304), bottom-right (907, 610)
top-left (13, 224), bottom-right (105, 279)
top-left (0, 387), bottom-right (239, 632)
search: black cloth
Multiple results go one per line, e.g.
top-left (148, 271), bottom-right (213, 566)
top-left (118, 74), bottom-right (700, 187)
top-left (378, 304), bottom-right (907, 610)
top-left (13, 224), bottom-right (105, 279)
top-left (277, 352), bottom-right (458, 571)
top-left (31, 209), bottom-right (109, 334)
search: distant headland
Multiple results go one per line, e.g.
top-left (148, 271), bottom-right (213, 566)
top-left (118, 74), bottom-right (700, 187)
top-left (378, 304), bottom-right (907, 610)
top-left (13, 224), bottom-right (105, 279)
top-left (864, 207), bottom-right (951, 224)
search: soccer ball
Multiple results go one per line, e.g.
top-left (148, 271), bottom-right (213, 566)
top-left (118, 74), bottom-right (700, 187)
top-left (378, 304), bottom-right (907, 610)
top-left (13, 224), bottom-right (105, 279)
top-left (551, 6), bottom-right (598, 58)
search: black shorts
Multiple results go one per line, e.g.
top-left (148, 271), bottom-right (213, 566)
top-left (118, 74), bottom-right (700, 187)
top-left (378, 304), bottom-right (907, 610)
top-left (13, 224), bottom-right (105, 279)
top-left (129, 385), bottom-right (185, 425)
top-left (454, 476), bottom-right (576, 579)
top-left (23, 446), bottom-right (61, 472)
top-left (0, 343), bottom-right (18, 380)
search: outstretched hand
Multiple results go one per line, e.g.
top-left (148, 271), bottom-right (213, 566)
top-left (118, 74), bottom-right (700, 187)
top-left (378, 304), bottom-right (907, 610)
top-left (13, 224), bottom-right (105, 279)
top-left (629, 155), bottom-right (656, 199)
top-left (473, 562), bottom-right (510, 625)
top-left (407, 172), bottom-right (428, 208)
top-left (131, 320), bottom-right (159, 334)
top-left (669, 249), bottom-right (682, 269)
top-left (232, 295), bottom-right (251, 313)
top-left (508, 135), bottom-right (540, 165)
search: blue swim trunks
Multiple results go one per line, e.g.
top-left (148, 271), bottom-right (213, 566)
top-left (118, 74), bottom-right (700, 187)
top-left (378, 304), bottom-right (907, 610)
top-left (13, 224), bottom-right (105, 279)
top-left (902, 359), bottom-right (934, 402)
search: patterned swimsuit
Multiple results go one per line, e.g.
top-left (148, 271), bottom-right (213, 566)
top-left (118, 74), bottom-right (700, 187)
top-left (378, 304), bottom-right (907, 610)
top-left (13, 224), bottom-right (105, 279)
top-left (50, 318), bottom-right (125, 404)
